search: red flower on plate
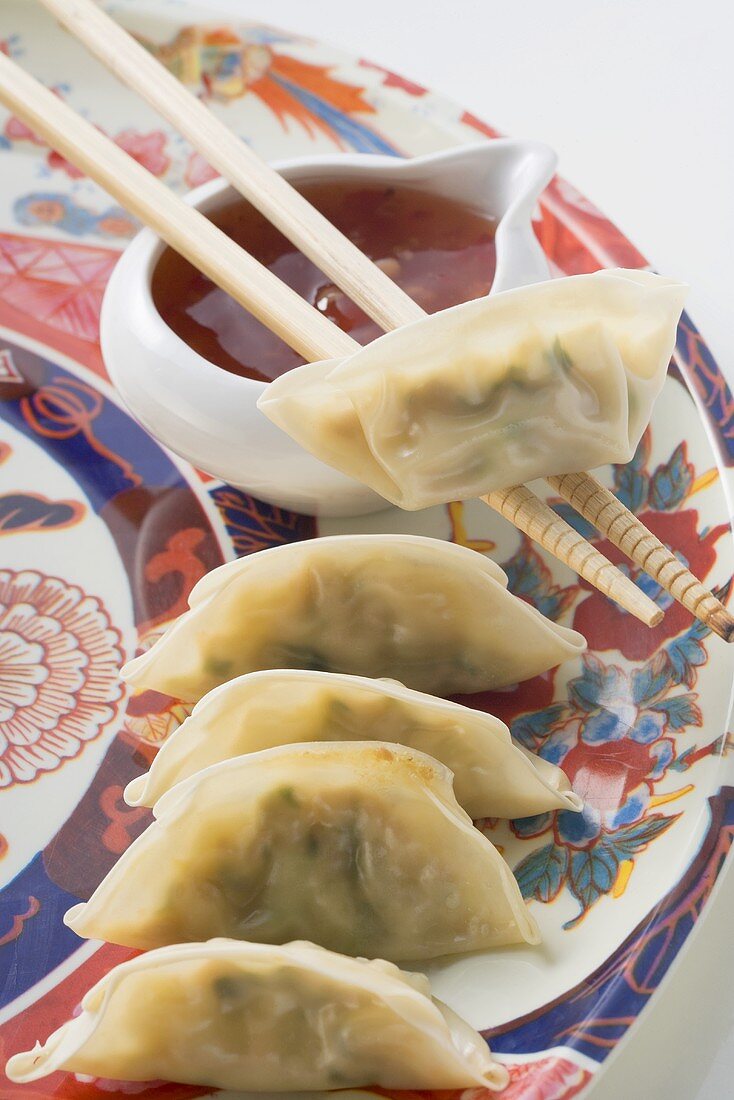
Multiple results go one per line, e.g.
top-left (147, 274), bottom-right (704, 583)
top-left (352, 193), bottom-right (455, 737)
top-left (456, 668), bottom-right (559, 728)
top-left (4, 113), bottom-right (45, 145)
top-left (499, 1053), bottom-right (592, 1098)
top-left (0, 569), bottom-right (123, 786)
top-left (48, 128), bottom-right (171, 180)
top-left (45, 147), bottom-right (84, 178)
top-left (573, 509), bottom-right (728, 660)
top-left (115, 129), bottom-right (171, 177)
top-left (184, 150), bottom-right (218, 188)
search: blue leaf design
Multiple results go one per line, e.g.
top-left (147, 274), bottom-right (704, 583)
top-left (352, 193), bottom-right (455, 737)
top-left (649, 693), bottom-right (702, 731)
top-left (514, 843), bottom-right (569, 902)
top-left (614, 464), bottom-right (650, 512)
top-left (631, 653), bottom-right (672, 704)
top-left (649, 443), bottom-right (694, 511)
top-left (613, 429), bottom-right (651, 509)
top-left (511, 704), bottom-right (567, 748)
top-left (569, 654), bottom-right (625, 712)
top-left (608, 812), bottom-right (680, 856)
top-left (502, 547), bottom-right (544, 601)
top-left (568, 655), bottom-right (606, 711)
top-left (567, 845), bottom-right (620, 918)
top-left (666, 619), bottom-right (710, 688)
top-left (551, 501), bottom-right (598, 541)
top-left (670, 747), bottom-right (696, 772)
top-left (501, 537), bottom-right (577, 621)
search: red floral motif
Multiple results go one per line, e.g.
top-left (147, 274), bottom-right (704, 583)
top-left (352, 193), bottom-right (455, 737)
top-left (358, 58), bottom-right (428, 96)
top-left (498, 1055), bottom-right (592, 1098)
top-left (48, 129), bottom-right (171, 180)
top-left (555, 718), bottom-right (676, 847)
top-left (0, 569), bottom-right (123, 785)
top-left (458, 668), bottom-right (558, 728)
top-left (114, 130), bottom-right (171, 177)
top-left (574, 510), bottom-right (728, 660)
top-left (184, 150), bottom-right (218, 189)
top-left (4, 113), bottom-right (45, 145)
top-left (46, 146), bottom-right (85, 179)
top-left (564, 733), bottom-right (654, 816)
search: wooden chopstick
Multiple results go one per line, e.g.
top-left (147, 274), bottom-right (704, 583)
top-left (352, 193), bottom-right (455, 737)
top-left (39, 0), bottom-right (731, 638)
top-left (483, 486), bottom-right (663, 621)
top-left (0, 54), bottom-right (355, 365)
top-left (548, 472), bottom-right (734, 641)
top-left (0, 47), bottom-right (660, 628)
top-left (38, 0), bottom-right (425, 333)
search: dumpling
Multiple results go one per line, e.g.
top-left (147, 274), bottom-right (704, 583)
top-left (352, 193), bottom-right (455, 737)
top-left (122, 534), bottom-right (585, 701)
top-left (258, 269), bottom-right (687, 510)
top-left (6, 938), bottom-right (509, 1091)
top-left (125, 668), bottom-right (583, 820)
top-left (66, 742), bottom-right (540, 959)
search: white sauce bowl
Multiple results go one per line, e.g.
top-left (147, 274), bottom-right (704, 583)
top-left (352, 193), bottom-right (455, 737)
top-left (101, 140), bottom-right (555, 516)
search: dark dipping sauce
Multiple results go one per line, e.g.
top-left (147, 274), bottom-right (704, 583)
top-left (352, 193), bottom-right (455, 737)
top-left (152, 182), bottom-right (498, 383)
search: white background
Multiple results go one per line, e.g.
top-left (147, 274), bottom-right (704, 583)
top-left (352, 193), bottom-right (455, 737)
top-left (211, 1), bottom-right (732, 1096)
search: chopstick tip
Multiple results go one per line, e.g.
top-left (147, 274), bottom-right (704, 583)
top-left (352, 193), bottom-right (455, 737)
top-left (708, 606), bottom-right (734, 643)
top-left (647, 605), bottom-right (665, 629)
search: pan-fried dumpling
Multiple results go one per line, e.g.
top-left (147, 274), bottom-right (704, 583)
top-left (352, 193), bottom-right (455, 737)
top-left (125, 669), bottom-right (583, 820)
top-left (6, 938), bottom-right (509, 1091)
top-left (122, 534), bottom-right (585, 701)
top-left (66, 742), bottom-right (540, 959)
top-left (259, 269), bottom-right (686, 510)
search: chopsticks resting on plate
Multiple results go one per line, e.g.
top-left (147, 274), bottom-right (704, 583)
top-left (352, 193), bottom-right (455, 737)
top-left (547, 472), bottom-right (733, 638)
top-left (0, 48), bottom-right (660, 628)
top-left (36, 0), bottom-right (734, 641)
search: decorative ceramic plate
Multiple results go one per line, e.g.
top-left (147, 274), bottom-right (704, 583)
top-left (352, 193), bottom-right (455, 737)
top-left (1, 2), bottom-right (733, 1098)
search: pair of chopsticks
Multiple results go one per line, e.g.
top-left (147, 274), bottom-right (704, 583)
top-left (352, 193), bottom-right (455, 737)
top-left (2, 0), bottom-right (730, 640)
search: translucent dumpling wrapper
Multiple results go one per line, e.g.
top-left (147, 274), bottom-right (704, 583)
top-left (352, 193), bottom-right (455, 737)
top-left (6, 938), bottom-right (509, 1091)
top-left (125, 668), bottom-right (583, 820)
top-left (258, 269), bottom-right (687, 510)
top-left (122, 534), bottom-right (585, 701)
top-left (66, 742), bottom-right (540, 959)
